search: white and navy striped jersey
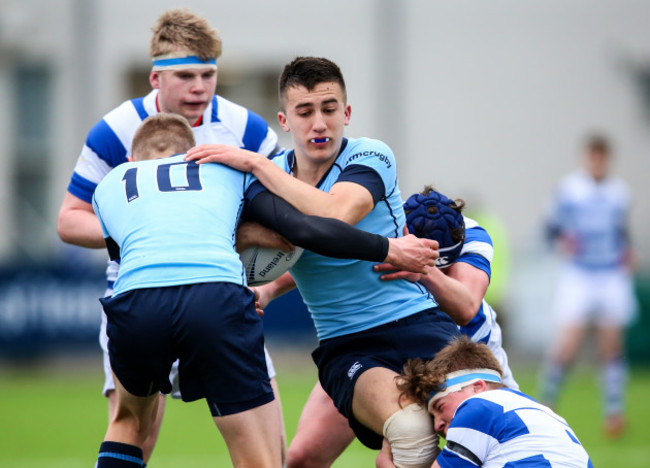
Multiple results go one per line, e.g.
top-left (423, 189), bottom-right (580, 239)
top-left (67, 89), bottom-right (278, 284)
top-left (438, 388), bottom-right (593, 468)
top-left (456, 217), bottom-right (494, 345)
top-left (455, 217), bottom-right (517, 388)
top-left (546, 170), bottom-right (630, 269)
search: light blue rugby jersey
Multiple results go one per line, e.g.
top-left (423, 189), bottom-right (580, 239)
top-left (271, 137), bottom-right (437, 340)
top-left (547, 170), bottom-right (630, 269)
top-left (92, 155), bottom-right (255, 296)
top-left (68, 89), bottom-right (278, 284)
top-left (438, 389), bottom-right (593, 468)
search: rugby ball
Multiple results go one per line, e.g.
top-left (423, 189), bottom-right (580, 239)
top-left (239, 246), bottom-right (303, 286)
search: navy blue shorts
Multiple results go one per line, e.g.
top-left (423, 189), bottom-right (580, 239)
top-left (312, 308), bottom-right (460, 449)
top-left (100, 282), bottom-right (273, 416)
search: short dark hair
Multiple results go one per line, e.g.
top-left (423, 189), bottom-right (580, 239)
top-left (585, 133), bottom-right (611, 155)
top-left (279, 56), bottom-right (347, 109)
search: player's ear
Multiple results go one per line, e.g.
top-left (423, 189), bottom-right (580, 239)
top-left (473, 380), bottom-right (488, 394)
top-left (344, 104), bottom-right (351, 126)
top-left (150, 70), bottom-right (161, 89)
top-left (278, 112), bottom-right (290, 132)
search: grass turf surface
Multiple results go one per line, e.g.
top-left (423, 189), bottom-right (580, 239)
top-left (1, 352), bottom-right (648, 467)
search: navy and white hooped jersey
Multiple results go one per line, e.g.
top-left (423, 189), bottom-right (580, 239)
top-left (92, 154), bottom-right (256, 296)
top-left (456, 217), bottom-right (497, 345)
top-left (546, 170), bottom-right (630, 269)
top-left (270, 137), bottom-right (437, 340)
top-left (454, 217), bottom-right (517, 388)
top-left (438, 388), bottom-right (593, 468)
top-left (68, 89), bottom-right (278, 284)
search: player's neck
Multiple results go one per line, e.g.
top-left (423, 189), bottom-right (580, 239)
top-left (292, 151), bottom-right (337, 186)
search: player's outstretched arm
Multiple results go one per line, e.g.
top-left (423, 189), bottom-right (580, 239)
top-left (235, 221), bottom-right (294, 253)
top-left (247, 191), bottom-right (437, 272)
top-left (251, 271), bottom-right (297, 315)
top-left (375, 260), bottom-right (487, 326)
top-left (186, 144), bottom-right (373, 224)
top-left (57, 192), bottom-right (106, 248)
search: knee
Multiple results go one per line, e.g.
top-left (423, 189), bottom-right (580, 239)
top-left (286, 443), bottom-right (322, 468)
top-left (375, 440), bottom-right (395, 468)
top-left (382, 403), bottom-right (440, 468)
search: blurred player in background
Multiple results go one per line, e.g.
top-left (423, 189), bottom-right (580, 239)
top-left (93, 112), bottom-right (440, 468)
top-left (394, 336), bottom-right (593, 468)
top-left (56, 8), bottom-right (285, 464)
top-left (187, 56), bottom-right (460, 468)
top-left (539, 133), bottom-right (637, 438)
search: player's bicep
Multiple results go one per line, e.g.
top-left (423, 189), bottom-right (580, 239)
top-left (327, 181), bottom-right (375, 225)
top-left (58, 192), bottom-right (106, 247)
top-left (446, 261), bottom-right (489, 304)
top-left (60, 191), bottom-right (95, 216)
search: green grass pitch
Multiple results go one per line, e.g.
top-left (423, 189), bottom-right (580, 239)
top-left (1, 353), bottom-right (648, 467)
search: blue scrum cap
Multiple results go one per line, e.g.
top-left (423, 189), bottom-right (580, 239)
top-left (403, 190), bottom-right (465, 268)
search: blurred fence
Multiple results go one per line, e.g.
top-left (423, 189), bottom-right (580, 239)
top-left (0, 262), bottom-right (647, 364)
top-left (0, 262), bottom-right (315, 360)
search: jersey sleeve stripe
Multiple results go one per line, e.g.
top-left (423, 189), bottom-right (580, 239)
top-left (337, 164), bottom-right (386, 204)
top-left (210, 95), bottom-right (220, 122)
top-left (68, 173), bottom-right (98, 203)
top-left (459, 303), bottom-right (491, 343)
top-left (464, 225), bottom-right (493, 246)
top-left (242, 110), bottom-right (269, 152)
top-left (86, 119), bottom-right (128, 168)
top-left (461, 241), bottom-right (493, 263)
top-left (457, 252), bottom-right (491, 278)
top-left (130, 97), bottom-right (149, 121)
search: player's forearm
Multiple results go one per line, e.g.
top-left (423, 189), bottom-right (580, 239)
top-left (419, 269), bottom-right (477, 326)
top-left (261, 272), bottom-right (296, 303)
top-left (249, 191), bottom-right (389, 261)
top-left (57, 210), bottom-right (106, 248)
top-left (235, 221), bottom-right (294, 253)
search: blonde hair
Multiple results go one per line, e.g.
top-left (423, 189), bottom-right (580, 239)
top-left (150, 8), bottom-right (222, 60)
top-left (397, 336), bottom-right (505, 405)
top-left (131, 114), bottom-right (196, 161)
